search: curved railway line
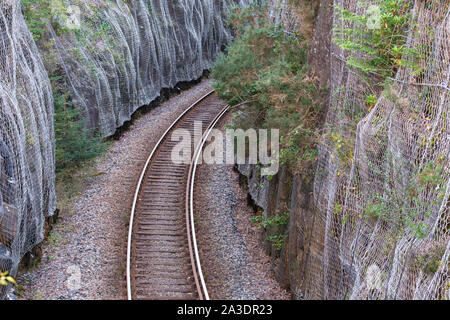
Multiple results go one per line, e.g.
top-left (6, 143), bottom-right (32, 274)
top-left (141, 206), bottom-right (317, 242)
top-left (126, 90), bottom-right (229, 300)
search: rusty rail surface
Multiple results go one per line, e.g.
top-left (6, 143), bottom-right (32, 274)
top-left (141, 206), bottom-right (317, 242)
top-left (127, 90), bottom-right (229, 300)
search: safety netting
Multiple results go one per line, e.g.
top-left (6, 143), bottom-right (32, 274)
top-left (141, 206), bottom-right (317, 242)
top-left (309, 0), bottom-right (449, 299)
top-left (0, 0), bottom-right (56, 291)
top-left (268, 0), bottom-right (299, 33)
top-left (41, 0), bottom-right (253, 137)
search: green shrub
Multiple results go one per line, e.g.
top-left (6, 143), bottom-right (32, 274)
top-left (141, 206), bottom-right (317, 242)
top-left (363, 160), bottom-right (445, 239)
top-left (212, 4), bottom-right (325, 171)
top-left (53, 88), bottom-right (107, 172)
top-left (415, 244), bottom-right (446, 275)
top-left (251, 212), bottom-right (290, 229)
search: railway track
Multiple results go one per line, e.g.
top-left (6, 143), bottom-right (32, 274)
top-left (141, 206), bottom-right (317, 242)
top-left (127, 90), bottom-right (229, 300)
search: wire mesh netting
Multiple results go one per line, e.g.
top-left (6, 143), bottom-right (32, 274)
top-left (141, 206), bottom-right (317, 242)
top-left (0, 0), bottom-right (56, 290)
top-left (308, 0), bottom-right (449, 299)
top-left (41, 0), bottom-right (253, 137)
top-left (268, 0), bottom-right (299, 33)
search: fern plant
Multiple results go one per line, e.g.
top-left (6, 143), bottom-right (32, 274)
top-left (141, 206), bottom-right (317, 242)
top-left (333, 0), bottom-right (418, 81)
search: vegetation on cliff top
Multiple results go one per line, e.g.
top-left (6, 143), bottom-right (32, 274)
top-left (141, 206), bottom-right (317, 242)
top-left (333, 0), bottom-right (417, 81)
top-left (212, 3), bottom-right (326, 172)
top-left (21, 0), bottom-right (70, 40)
top-left (0, 271), bottom-right (16, 286)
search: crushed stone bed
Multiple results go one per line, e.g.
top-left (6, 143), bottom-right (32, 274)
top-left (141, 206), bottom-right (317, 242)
top-left (194, 114), bottom-right (291, 300)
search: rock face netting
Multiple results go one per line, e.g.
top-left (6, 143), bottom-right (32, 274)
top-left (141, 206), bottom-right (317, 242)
top-left (309, 0), bottom-right (449, 299)
top-left (0, 0), bottom-right (56, 284)
top-left (45, 0), bottom-right (252, 137)
top-left (268, 0), bottom-right (299, 32)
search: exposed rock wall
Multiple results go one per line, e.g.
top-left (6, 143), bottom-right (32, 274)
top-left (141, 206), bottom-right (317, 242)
top-left (0, 0), bottom-right (56, 280)
top-left (240, 0), bottom-right (449, 300)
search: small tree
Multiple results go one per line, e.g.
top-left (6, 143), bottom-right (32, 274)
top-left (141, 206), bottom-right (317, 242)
top-left (53, 90), bottom-right (106, 172)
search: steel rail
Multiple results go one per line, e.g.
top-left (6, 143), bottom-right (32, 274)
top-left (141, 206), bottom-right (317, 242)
top-left (186, 105), bottom-right (230, 300)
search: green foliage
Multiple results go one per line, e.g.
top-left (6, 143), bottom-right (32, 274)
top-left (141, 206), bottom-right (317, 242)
top-left (364, 159), bottom-right (446, 239)
top-left (251, 212), bottom-right (290, 229)
top-left (365, 194), bottom-right (390, 221)
top-left (418, 162), bottom-right (445, 186)
top-left (333, 0), bottom-right (418, 80)
top-left (268, 234), bottom-right (286, 251)
top-left (212, 3), bottom-right (324, 170)
top-left (21, 0), bottom-right (51, 40)
top-left (415, 244), bottom-right (446, 275)
top-left (53, 88), bottom-right (107, 173)
top-left (73, 6), bottom-right (116, 52)
top-left (21, 0), bottom-right (70, 41)
top-left (22, 0), bottom-right (117, 55)
top-left (252, 211), bottom-right (290, 251)
top-left (365, 94), bottom-right (378, 110)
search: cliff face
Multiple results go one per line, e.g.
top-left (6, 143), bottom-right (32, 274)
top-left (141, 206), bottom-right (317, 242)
top-left (241, 0), bottom-right (449, 300)
top-left (40, 0), bottom-right (252, 137)
top-left (0, 0), bottom-right (56, 278)
top-left (315, 0), bottom-right (449, 300)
